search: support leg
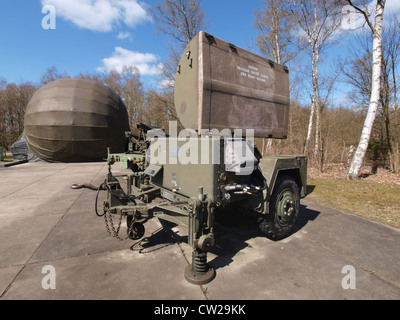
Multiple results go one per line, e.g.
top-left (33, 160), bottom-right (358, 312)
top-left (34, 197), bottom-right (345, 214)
top-left (184, 248), bottom-right (215, 285)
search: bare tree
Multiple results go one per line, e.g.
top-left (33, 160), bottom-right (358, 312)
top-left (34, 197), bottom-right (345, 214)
top-left (0, 79), bottom-right (7, 148)
top-left (150, 0), bottom-right (207, 46)
top-left (384, 14), bottom-right (400, 172)
top-left (341, 13), bottom-right (400, 172)
top-left (145, 89), bottom-right (180, 133)
top-left (79, 67), bottom-right (145, 130)
top-left (0, 81), bottom-right (36, 148)
top-left (341, 32), bottom-right (373, 111)
top-left (288, 0), bottom-right (342, 166)
top-left (346, 0), bottom-right (386, 179)
top-left (117, 66), bottom-right (145, 129)
top-left (150, 0), bottom-right (208, 87)
top-left (150, 0), bottom-right (207, 82)
top-left (254, 0), bottom-right (299, 155)
top-left (254, 0), bottom-right (298, 65)
top-left (40, 66), bottom-right (71, 86)
top-left (148, 0), bottom-right (208, 130)
top-left (376, 13), bottom-right (399, 172)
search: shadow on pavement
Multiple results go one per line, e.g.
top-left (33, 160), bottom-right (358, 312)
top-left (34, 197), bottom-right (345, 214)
top-left (131, 204), bottom-right (321, 273)
top-left (129, 219), bottom-right (188, 254)
top-left (208, 203), bottom-right (321, 271)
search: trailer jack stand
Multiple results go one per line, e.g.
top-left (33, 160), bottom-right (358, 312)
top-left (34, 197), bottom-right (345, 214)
top-left (184, 248), bottom-right (215, 285)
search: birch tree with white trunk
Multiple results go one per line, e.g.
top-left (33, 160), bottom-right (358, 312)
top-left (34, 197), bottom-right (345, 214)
top-left (254, 0), bottom-right (298, 155)
top-left (288, 0), bottom-right (342, 164)
top-left (346, 0), bottom-right (386, 180)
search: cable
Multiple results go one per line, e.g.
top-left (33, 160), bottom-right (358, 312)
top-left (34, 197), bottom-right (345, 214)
top-left (95, 182), bottom-right (106, 217)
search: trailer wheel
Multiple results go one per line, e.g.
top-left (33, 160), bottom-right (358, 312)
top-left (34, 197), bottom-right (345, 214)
top-left (259, 175), bottom-right (300, 240)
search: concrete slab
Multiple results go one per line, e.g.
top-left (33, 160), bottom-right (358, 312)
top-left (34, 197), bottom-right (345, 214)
top-left (205, 231), bottom-right (400, 300)
top-left (0, 265), bottom-right (23, 296)
top-left (299, 200), bottom-right (400, 289)
top-left (0, 161), bottom-right (399, 300)
top-left (3, 244), bottom-right (205, 300)
top-left (0, 214), bottom-right (63, 267)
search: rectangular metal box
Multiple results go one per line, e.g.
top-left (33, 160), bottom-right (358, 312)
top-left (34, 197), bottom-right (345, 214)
top-left (149, 137), bottom-right (222, 198)
top-left (148, 136), bottom-right (258, 199)
top-left (174, 31), bottom-right (290, 138)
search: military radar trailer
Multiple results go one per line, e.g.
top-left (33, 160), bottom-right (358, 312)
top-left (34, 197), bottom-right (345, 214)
top-left (101, 31), bottom-right (307, 285)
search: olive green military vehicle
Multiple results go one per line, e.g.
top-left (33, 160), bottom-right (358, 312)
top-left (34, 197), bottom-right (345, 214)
top-left (100, 31), bottom-right (307, 285)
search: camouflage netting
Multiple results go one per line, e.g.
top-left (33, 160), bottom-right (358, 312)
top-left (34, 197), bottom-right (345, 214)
top-left (24, 78), bottom-right (130, 162)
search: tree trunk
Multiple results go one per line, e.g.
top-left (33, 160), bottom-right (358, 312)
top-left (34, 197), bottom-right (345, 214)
top-left (392, 55), bottom-right (399, 172)
top-left (382, 66), bottom-right (394, 172)
top-left (313, 52), bottom-right (320, 164)
top-left (304, 100), bottom-right (315, 154)
top-left (304, 51), bottom-right (319, 155)
top-left (347, 0), bottom-right (385, 180)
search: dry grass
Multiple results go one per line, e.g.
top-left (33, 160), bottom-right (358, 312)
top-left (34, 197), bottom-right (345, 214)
top-left (306, 165), bottom-right (400, 229)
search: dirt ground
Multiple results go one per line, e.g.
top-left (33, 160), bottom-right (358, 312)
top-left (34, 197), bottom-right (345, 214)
top-left (306, 164), bottom-right (400, 229)
top-left (308, 164), bottom-right (400, 185)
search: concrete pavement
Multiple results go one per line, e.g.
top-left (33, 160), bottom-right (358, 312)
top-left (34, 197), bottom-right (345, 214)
top-left (0, 161), bottom-right (399, 300)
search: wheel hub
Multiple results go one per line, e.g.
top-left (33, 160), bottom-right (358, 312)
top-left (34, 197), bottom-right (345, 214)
top-left (276, 189), bottom-right (296, 226)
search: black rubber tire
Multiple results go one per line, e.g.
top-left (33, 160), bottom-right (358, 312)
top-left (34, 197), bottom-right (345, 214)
top-left (259, 175), bottom-right (300, 240)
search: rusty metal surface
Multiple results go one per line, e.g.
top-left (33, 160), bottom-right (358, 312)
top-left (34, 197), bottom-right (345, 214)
top-left (174, 31), bottom-right (290, 138)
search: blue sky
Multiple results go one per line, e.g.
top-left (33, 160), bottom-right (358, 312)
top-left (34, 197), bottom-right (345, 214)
top-left (0, 0), bottom-right (399, 101)
top-left (0, 0), bottom-right (261, 88)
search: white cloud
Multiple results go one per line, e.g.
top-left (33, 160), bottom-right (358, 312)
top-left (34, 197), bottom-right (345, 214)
top-left (98, 47), bottom-right (163, 76)
top-left (159, 79), bottom-right (175, 89)
top-left (386, 0), bottom-right (400, 14)
top-left (117, 31), bottom-right (132, 40)
top-left (117, 0), bottom-right (148, 26)
top-left (41, 0), bottom-right (150, 32)
top-left (340, 0), bottom-right (400, 31)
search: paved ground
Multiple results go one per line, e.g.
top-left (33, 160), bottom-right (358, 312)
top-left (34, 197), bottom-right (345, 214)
top-left (0, 161), bottom-right (399, 300)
